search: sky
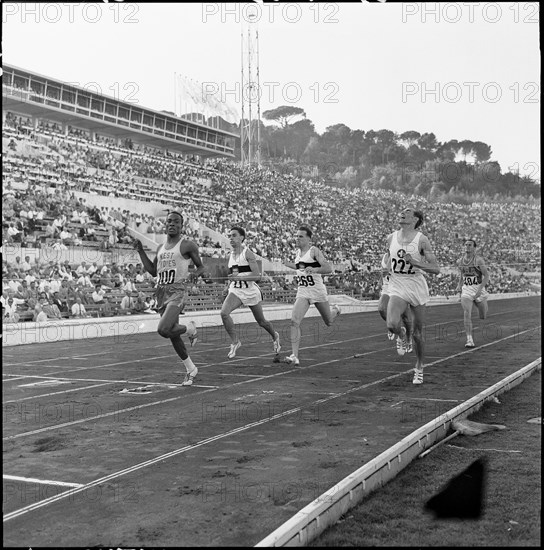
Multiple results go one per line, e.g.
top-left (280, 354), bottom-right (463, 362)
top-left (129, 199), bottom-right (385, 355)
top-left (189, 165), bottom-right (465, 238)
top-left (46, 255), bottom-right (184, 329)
top-left (2, 1), bottom-right (540, 179)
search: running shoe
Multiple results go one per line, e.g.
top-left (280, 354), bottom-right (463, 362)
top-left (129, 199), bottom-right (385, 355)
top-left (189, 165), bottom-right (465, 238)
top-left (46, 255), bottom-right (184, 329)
top-left (332, 304), bottom-right (341, 318)
top-left (182, 367), bottom-right (198, 386)
top-left (187, 321), bottom-right (198, 347)
top-left (396, 327), bottom-right (407, 356)
top-left (412, 368), bottom-right (424, 385)
top-left (228, 341), bottom-right (241, 359)
top-left (465, 337), bottom-right (475, 348)
top-left (273, 332), bottom-right (281, 354)
top-left (285, 354), bottom-right (300, 366)
top-left (387, 331), bottom-right (396, 341)
top-left (405, 337), bottom-right (413, 354)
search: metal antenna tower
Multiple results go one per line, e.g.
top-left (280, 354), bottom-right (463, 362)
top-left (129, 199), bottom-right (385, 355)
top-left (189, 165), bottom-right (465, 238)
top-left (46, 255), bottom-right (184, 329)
top-left (240, 10), bottom-right (261, 166)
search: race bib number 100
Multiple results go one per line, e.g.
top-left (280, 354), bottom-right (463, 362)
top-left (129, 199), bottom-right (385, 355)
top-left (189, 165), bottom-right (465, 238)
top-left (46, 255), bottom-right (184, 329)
top-left (158, 269), bottom-right (176, 285)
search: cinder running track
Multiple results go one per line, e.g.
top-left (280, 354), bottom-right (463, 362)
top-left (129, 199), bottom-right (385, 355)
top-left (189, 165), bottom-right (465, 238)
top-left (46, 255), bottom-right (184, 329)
top-left (2, 296), bottom-right (541, 547)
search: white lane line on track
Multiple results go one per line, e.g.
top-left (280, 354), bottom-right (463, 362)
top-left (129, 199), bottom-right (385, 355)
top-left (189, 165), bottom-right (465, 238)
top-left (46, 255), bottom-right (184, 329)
top-left (2, 383), bottom-right (117, 403)
top-left (2, 328), bottom-right (319, 368)
top-left (5, 374), bottom-right (193, 386)
top-left (3, 475), bottom-right (84, 488)
top-left (404, 397), bottom-right (462, 402)
top-left (4, 349), bottom-right (126, 365)
top-left (214, 373), bottom-right (273, 377)
top-left (2, 377), bottom-right (220, 403)
top-left (2, 366), bottom-right (86, 375)
top-left (447, 445), bottom-right (522, 453)
top-left (2, 368), bottom-right (279, 403)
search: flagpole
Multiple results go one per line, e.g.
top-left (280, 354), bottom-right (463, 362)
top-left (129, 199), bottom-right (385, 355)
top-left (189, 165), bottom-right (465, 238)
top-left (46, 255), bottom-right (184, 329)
top-left (174, 72), bottom-right (177, 116)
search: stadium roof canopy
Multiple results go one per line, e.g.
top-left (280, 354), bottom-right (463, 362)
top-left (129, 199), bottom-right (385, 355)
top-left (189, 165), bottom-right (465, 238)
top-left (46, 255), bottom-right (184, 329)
top-left (3, 64), bottom-right (238, 158)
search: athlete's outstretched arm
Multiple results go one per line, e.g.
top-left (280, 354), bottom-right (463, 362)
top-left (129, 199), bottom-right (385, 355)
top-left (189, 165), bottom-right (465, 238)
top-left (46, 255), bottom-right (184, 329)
top-left (133, 240), bottom-right (158, 277)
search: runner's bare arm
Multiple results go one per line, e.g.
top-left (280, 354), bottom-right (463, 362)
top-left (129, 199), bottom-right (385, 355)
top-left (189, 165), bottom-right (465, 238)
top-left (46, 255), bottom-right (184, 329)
top-left (457, 259), bottom-right (463, 292)
top-left (230, 249), bottom-right (262, 282)
top-left (183, 241), bottom-right (206, 281)
top-left (385, 233), bottom-right (393, 256)
top-left (305, 247), bottom-right (332, 275)
top-left (475, 256), bottom-right (490, 296)
top-left (133, 240), bottom-right (158, 277)
top-left (405, 236), bottom-right (440, 275)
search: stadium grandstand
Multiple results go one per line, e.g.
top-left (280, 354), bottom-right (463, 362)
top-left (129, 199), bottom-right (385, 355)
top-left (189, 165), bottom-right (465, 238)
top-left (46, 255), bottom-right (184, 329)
top-left (2, 64), bottom-right (541, 324)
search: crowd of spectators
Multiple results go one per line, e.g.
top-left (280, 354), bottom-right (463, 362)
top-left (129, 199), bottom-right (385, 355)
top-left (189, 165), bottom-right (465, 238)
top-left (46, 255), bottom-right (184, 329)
top-left (2, 111), bottom-right (540, 324)
top-left (1, 256), bottom-right (162, 323)
top-left (3, 113), bottom-right (224, 254)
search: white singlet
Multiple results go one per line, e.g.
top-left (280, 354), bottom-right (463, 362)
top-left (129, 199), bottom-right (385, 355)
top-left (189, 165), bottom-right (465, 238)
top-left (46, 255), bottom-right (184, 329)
top-left (387, 231), bottom-right (429, 306)
top-left (227, 246), bottom-right (262, 307)
top-left (155, 239), bottom-right (192, 313)
top-left (294, 247), bottom-right (329, 304)
top-left (459, 255), bottom-right (488, 302)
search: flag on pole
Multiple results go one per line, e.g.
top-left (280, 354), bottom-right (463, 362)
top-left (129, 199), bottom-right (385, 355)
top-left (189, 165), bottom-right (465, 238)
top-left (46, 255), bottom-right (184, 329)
top-left (177, 74), bottom-right (239, 127)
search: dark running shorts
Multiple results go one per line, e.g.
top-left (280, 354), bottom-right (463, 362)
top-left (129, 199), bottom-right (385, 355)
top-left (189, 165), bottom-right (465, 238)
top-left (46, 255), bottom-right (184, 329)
top-left (155, 283), bottom-right (188, 315)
